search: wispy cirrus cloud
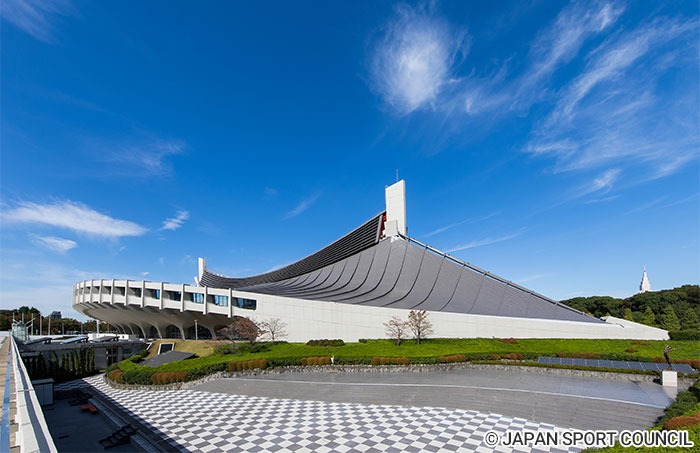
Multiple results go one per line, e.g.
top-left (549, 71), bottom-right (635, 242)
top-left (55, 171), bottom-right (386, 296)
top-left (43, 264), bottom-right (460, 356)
top-left (2, 200), bottom-right (148, 238)
top-left (97, 137), bottom-right (187, 177)
top-left (160, 210), bottom-right (189, 231)
top-left (526, 17), bottom-right (699, 180)
top-left (1, 0), bottom-right (76, 43)
top-left (369, 2), bottom-right (697, 197)
top-left (369, 3), bottom-right (468, 115)
top-left (447, 231), bottom-right (523, 253)
top-left (513, 0), bottom-right (625, 109)
top-left (30, 234), bottom-right (77, 253)
top-left (423, 211), bottom-right (500, 238)
top-left (284, 193), bottom-right (321, 220)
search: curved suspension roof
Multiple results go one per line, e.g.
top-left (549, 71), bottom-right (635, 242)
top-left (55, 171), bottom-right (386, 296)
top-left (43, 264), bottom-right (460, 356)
top-left (199, 211), bottom-right (601, 324)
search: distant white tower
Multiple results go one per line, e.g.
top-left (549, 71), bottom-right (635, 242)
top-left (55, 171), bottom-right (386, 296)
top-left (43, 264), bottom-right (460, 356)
top-left (639, 266), bottom-right (651, 293)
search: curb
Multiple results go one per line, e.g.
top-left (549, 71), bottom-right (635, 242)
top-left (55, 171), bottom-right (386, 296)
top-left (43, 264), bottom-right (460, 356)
top-left (104, 361), bottom-right (697, 391)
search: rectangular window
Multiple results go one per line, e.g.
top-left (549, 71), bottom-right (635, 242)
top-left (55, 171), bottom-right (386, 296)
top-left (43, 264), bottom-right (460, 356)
top-left (193, 293), bottom-right (204, 303)
top-left (213, 295), bottom-right (228, 306)
top-left (236, 298), bottom-right (257, 310)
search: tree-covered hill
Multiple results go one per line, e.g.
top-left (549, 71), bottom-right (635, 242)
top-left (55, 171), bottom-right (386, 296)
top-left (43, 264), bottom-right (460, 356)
top-left (561, 285), bottom-right (700, 331)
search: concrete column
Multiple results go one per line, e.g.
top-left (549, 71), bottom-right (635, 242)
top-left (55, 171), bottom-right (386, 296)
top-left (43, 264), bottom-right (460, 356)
top-left (110, 279), bottom-right (115, 304)
top-left (141, 281), bottom-right (145, 308)
top-left (203, 287), bottom-right (208, 315)
top-left (125, 280), bottom-right (130, 305)
top-left (89, 282), bottom-right (93, 304)
top-left (229, 289), bottom-right (234, 318)
top-left (180, 284), bottom-right (185, 312)
top-left (159, 282), bottom-right (164, 310)
top-left (178, 325), bottom-right (186, 340)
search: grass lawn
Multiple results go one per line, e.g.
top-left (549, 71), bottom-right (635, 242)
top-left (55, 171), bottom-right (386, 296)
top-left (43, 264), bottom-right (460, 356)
top-left (142, 339), bottom-right (224, 360)
top-left (125, 338), bottom-right (700, 373)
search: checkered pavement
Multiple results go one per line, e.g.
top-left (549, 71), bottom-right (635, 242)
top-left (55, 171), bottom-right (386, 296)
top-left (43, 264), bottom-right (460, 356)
top-left (55, 375), bottom-right (582, 452)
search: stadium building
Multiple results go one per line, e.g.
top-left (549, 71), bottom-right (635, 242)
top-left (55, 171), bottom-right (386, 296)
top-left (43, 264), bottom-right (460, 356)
top-left (73, 181), bottom-right (667, 341)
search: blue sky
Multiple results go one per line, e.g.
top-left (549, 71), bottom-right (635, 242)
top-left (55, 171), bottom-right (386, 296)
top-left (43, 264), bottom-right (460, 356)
top-left (1, 0), bottom-right (698, 320)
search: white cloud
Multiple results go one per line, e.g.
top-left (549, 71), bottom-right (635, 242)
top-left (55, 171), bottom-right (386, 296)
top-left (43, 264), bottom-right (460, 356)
top-left (2, 200), bottom-right (148, 238)
top-left (423, 211), bottom-right (500, 238)
top-left (624, 198), bottom-right (664, 215)
top-left (1, 0), bottom-right (75, 43)
top-left (140, 271), bottom-right (150, 277)
top-left (160, 210), bottom-right (189, 231)
top-left (526, 17), bottom-right (699, 179)
top-left (98, 138), bottom-right (186, 177)
top-left (30, 234), bottom-right (77, 253)
top-left (591, 168), bottom-right (620, 193)
top-left (448, 231), bottom-right (522, 252)
top-left (517, 274), bottom-right (546, 284)
top-left (284, 193), bottom-right (321, 220)
top-left (519, 1), bottom-right (624, 102)
top-left (369, 4), bottom-right (468, 114)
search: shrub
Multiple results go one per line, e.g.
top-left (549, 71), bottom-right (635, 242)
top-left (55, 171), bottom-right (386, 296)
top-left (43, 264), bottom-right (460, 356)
top-left (556, 352), bottom-right (601, 360)
top-left (662, 414), bottom-right (700, 430)
top-left (121, 369), bottom-right (155, 385)
top-left (669, 330), bottom-right (700, 341)
top-left (151, 372), bottom-right (189, 385)
top-left (301, 357), bottom-right (331, 366)
top-left (498, 338), bottom-right (518, 344)
top-left (214, 344), bottom-right (235, 355)
top-left (653, 357), bottom-right (700, 370)
top-left (226, 359), bottom-right (268, 372)
top-left (631, 341), bottom-right (650, 346)
top-left (657, 391), bottom-right (699, 426)
top-left (491, 354), bottom-right (502, 360)
top-left (439, 354), bottom-right (467, 363)
top-left (359, 339), bottom-right (368, 343)
top-left (504, 353), bottom-right (524, 360)
top-left (371, 357), bottom-right (410, 366)
top-left (306, 339), bottom-right (345, 347)
top-left (108, 369), bottom-right (124, 384)
top-left (624, 348), bottom-right (638, 353)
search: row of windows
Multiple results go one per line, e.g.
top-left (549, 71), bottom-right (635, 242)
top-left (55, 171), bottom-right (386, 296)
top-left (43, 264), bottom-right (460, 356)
top-left (79, 286), bottom-right (257, 311)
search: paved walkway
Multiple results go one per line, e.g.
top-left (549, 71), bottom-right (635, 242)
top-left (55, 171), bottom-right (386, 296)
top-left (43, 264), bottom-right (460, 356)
top-left (57, 374), bottom-right (583, 452)
top-left (193, 369), bottom-right (674, 431)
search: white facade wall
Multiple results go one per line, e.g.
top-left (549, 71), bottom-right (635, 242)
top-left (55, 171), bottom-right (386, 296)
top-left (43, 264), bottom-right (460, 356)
top-left (73, 280), bottom-right (669, 341)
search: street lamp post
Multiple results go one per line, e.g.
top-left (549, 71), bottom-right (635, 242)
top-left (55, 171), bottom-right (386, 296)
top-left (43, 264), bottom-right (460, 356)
top-left (194, 319), bottom-right (198, 341)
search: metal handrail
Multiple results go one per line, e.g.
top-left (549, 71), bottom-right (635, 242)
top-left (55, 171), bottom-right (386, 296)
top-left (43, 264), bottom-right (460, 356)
top-left (9, 336), bottom-right (58, 453)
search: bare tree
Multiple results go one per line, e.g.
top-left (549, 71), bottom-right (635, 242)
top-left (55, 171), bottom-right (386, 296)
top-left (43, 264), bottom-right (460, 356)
top-left (260, 317), bottom-right (287, 342)
top-left (407, 310), bottom-right (433, 345)
top-left (216, 316), bottom-right (265, 344)
top-left (383, 316), bottom-right (408, 346)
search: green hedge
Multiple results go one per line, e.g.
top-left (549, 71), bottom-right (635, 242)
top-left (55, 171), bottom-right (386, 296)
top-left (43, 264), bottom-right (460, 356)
top-left (306, 339), bottom-right (345, 347)
top-left (669, 330), bottom-right (700, 341)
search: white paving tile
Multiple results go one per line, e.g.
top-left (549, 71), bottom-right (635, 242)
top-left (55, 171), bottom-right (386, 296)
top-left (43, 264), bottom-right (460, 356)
top-left (55, 375), bottom-right (583, 453)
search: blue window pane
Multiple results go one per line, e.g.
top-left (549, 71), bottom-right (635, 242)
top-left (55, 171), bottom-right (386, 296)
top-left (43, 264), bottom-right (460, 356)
top-left (213, 295), bottom-right (228, 306)
top-left (236, 298), bottom-right (257, 310)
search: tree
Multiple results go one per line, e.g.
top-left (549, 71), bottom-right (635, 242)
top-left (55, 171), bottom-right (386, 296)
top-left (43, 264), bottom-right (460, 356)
top-left (623, 308), bottom-right (634, 321)
top-left (260, 318), bottom-right (287, 342)
top-left (642, 306), bottom-right (655, 326)
top-left (660, 305), bottom-right (681, 331)
top-left (407, 310), bottom-right (433, 345)
top-left (681, 307), bottom-right (699, 331)
top-left (383, 316), bottom-right (408, 346)
top-left (216, 316), bottom-right (264, 344)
